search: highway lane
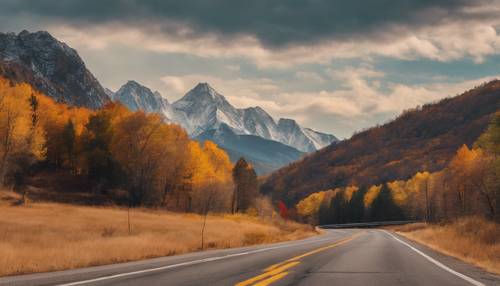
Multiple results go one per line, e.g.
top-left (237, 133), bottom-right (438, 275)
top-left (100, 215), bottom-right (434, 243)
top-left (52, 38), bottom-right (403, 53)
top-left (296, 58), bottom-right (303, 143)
top-left (1, 229), bottom-right (498, 286)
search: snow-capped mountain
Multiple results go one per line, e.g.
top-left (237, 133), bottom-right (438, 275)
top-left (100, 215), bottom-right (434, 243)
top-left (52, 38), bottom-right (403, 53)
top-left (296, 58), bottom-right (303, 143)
top-left (0, 30), bottom-right (337, 173)
top-left (0, 30), bottom-right (110, 109)
top-left (165, 83), bottom-right (338, 152)
top-left (113, 80), bottom-right (169, 113)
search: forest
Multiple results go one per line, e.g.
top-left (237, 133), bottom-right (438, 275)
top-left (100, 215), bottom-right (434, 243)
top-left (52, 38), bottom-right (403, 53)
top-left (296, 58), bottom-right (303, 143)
top-left (1, 76), bottom-right (499, 226)
top-left (0, 77), bottom-right (262, 215)
top-left (295, 113), bottom-right (500, 224)
top-left (262, 80), bottom-right (500, 205)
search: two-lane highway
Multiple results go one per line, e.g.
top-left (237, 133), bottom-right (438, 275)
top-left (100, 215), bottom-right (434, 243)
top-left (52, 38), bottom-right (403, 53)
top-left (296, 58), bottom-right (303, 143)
top-left (1, 229), bottom-right (498, 286)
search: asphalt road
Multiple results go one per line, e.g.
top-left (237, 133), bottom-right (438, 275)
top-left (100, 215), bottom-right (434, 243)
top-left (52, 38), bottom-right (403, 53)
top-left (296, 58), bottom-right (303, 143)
top-left (1, 229), bottom-right (498, 286)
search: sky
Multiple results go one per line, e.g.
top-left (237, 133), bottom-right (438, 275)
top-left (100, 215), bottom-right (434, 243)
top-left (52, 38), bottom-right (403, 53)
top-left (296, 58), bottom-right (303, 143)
top-left (1, 0), bottom-right (500, 139)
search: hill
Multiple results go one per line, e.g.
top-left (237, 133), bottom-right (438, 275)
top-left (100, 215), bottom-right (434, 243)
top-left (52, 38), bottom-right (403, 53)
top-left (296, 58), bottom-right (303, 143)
top-left (261, 80), bottom-right (500, 204)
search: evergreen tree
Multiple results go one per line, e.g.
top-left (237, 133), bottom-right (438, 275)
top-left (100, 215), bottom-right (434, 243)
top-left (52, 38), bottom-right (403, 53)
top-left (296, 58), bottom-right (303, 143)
top-left (370, 183), bottom-right (404, 221)
top-left (62, 120), bottom-right (76, 170)
top-left (329, 192), bottom-right (348, 224)
top-left (232, 158), bottom-right (258, 212)
top-left (346, 187), bottom-right (367, 223)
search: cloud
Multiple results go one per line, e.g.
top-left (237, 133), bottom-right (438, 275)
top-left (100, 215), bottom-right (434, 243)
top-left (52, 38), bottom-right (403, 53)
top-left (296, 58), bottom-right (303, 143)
top-left (159, 69), bottom-right (500, 138)
top-left (3, 0), bottom-right (500, 67)
top-left (0, 0), bottom-right (491, 46)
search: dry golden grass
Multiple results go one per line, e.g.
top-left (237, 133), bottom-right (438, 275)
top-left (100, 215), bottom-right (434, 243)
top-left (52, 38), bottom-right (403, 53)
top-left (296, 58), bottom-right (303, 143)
top-left (0, 192), bottom-right (316, 277)
top-left (391, 217), bottom-right (500, 274)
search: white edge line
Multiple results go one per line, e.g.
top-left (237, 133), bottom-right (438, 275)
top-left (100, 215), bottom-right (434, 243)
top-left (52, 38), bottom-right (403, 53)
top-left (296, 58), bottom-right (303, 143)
top-left (56, 235), bottom-right (340, 286)
top-left (382, 230), bottom-right (485, 286)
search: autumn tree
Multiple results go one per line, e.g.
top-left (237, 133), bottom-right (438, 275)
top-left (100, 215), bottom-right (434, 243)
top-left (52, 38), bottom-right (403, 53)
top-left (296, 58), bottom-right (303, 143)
top-left (474, 112), bottom-right (500, 221)
top-left (448, 145), bottom-right (483, 216)
top-left (232, 158), bottom-right (258, 213)
top-left (82, 110), bottom-right (119, 190)
top-left (0, 80), bottom-right (45, 187)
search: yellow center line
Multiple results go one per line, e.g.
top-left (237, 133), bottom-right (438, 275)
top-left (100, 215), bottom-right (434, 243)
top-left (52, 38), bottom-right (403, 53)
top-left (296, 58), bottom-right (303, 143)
top-left (235, 262), bottom-right (299, 286)
top-left (253, 271), bottom-right (289, 286)
top-left (234, 231), bottom-right (365, 286)
top-left (265, 231), bottom-right (363, 272)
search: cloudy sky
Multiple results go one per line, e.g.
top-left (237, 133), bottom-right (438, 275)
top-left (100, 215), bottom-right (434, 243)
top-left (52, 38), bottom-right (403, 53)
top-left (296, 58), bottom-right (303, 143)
top-left (1, 0), bottom-right (500, 138)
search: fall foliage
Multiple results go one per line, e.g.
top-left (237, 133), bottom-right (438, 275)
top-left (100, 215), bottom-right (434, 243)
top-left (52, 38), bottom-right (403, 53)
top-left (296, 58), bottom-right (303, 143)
top-left (295, 112), bottom-right (500, 224)
top-left (263, 80), bottom-right (500, 205)
top-left (0, 77), bottom-right (258, 214)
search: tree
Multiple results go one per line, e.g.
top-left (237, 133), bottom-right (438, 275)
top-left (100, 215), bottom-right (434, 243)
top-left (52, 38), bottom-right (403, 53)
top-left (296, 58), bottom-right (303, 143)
top-left (448, 145), bottom-right (482, 216)
top-left (82, 111), bottom-right (118, 190)
top-left (346, 187), bottom-right (366, 223)
top-left (232, 158), bottom-right (258, 213)
top-left (329, 191), bottom-right (348, 224)
top-left (369, 183), bottom-right (404, 221)
top-left (62, 119), bottom-right (76, 170)
top-left (475, 112), bottom-right (500, 222)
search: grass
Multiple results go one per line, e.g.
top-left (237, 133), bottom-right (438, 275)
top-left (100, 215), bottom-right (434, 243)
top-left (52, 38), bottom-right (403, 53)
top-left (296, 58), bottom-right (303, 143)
top-left (0, 191), bottom-right (316, 277)
top-left (390, 217), bottom-right (500, 274)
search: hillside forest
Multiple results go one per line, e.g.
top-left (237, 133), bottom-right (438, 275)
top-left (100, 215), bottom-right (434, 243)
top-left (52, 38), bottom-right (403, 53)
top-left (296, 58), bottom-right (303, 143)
top-left (295, 113), bottom-right (500, 224)
top-left (1, 75), bottom-right (499, 226)
top-left (0, 78), bottom-right (262, 215)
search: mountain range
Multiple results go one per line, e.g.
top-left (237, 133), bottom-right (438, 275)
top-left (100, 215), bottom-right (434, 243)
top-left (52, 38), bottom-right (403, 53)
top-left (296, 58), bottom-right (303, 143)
top-left (0, 30), bottom-right (338, 174)
top-left (109, 81), bottom-right (338, 174)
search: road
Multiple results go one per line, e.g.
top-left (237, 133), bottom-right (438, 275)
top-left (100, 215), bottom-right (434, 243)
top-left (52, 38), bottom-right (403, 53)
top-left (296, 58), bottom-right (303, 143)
top-left (1, 229), bottom-right (498, 286)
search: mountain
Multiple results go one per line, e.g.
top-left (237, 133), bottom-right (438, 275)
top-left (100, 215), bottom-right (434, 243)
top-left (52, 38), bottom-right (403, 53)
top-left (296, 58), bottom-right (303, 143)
top-left (0, 30), bottom-right (335, 174)
top-left (166, 83), bottom-right (338, 152)
top-left (113, 80), bottom-right (169, 113)
top-left (195, 124), bottom-right (304, 175)
top-left (0, 30), bottom-right (110, 109)
top-left (262, 80), bottom-right (500, 204)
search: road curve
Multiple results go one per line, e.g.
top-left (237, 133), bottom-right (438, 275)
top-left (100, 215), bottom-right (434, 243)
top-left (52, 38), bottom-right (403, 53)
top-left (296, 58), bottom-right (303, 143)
top-left (1, 229), bottom-right (498, 286)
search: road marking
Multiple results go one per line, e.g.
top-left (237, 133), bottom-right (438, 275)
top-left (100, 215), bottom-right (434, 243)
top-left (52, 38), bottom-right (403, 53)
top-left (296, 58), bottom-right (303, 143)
top-left (56, 234), bottom-right (341, 286)
top-left (235, 232), bottom-right (364, 286)
top-left (235, 262), bottom-right (299, 286)
top-left (265, 233), bottom-right (361, 272)
top-left (253, 272), bottom-right (289, 286)
top-left (383, 230), bottom-right (485, 286)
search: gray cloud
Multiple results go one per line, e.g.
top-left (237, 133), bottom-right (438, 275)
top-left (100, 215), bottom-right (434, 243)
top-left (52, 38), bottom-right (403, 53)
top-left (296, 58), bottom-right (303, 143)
top-left (1, 0), bottom-right (493, 48)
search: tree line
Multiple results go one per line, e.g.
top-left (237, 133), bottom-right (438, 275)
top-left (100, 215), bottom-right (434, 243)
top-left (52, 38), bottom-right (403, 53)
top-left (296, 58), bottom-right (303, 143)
top-left (296, 112), bottom-right (500, 224)
top-left (0, 78), bottom-right (262, 215)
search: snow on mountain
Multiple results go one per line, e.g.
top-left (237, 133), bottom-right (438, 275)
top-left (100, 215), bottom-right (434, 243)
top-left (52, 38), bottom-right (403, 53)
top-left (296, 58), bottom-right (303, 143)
top-left (113, 80), bottom-right (168, 113)
top-left (166, 83), bottom-right (338, 152)
top-left (303, 128), bottom-right (338, 150)
top-left (0, 30), bottom-right (110, 109)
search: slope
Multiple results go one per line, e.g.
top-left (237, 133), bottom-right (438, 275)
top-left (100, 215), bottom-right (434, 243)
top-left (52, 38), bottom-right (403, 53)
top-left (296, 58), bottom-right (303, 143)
top-left (262, 80), bottom-right (500, 204)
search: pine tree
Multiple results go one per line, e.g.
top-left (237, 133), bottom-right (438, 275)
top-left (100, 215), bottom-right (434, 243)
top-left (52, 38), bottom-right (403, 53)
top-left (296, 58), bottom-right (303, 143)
top-left (232, 158), bottom-right (258, 213)
top-left (370, 183), bottom-right (404, 221)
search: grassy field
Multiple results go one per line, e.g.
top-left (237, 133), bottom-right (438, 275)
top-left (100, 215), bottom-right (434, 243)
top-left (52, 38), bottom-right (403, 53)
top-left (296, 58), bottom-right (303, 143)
top-left (0, 191), bottom-right (317, 277)
top-left (391, 217), bottom-right (499, 274)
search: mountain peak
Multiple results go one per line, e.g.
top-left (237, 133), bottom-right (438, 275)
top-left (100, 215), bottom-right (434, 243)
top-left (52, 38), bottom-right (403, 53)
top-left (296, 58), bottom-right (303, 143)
top-left (278, 118), bottom-right (299, 127)
top-left (125, 80), bottom-right (141, 87)
top-left (0, 30), bottom-right (109, 108)
top-left (114, 80), bottom-right (168, 112)
top-left (191, 82), bottom-right (219, 98)
top-left (194, 82), bottom-right (212, 90)
top-left (179, 82), bottom-right (227, 104)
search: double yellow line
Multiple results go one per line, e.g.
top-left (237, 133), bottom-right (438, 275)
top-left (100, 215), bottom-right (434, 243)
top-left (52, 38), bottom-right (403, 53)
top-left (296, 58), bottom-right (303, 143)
top-left (235, 232), bottom-right (363, 286)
